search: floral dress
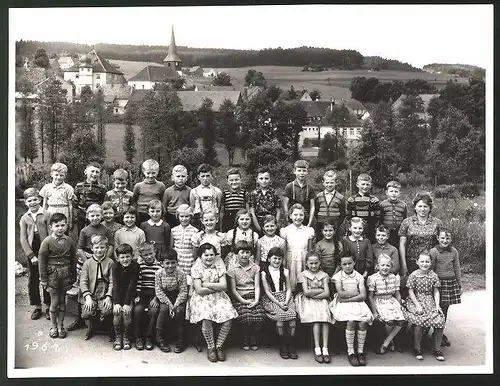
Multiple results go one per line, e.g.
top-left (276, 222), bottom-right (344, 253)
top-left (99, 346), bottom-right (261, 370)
top-left (404, 270), bottom-right (446, 328)
top-left (398, 215), bottom-right (443, 273)
top-left (188, 258), bottom-right (237, 324)
top-left (294, 270), bottom-right (333, 324)
top-left (367, 272), bottom-right (405, 322)
top-left (257, 235), bottom-right (286, 265)
top-left (191, 230), bottom-right (228, 258)
top-left (281, 224), bottom-right (315, 290)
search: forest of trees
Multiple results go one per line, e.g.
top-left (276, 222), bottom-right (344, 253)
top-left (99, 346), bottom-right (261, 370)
top-left (16, 40), bottom-right (421, 71)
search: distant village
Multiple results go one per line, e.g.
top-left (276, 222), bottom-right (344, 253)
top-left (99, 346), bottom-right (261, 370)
top-left (15, 27), bottom-right (440, 150)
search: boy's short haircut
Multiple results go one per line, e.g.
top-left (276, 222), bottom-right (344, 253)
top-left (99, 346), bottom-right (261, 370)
top-left (23, 187), bottom-right (40, 199)
top-left (51, 162), bottom-right (68, 174)
top-left (357, 173), bottom-right (372, 182)
top-left (90, 234), bottom-right (108, 246)
top-left (164, 249), bottom-right (178, 262)
top-left (115, 243), bottom-right (133, 256)
top-left (113, 168), bottom-right (129, 181)
top-left (101, 201), bottom-right (114, 212)
top-left (386, 180), bottom-right (401, 190)
top-left (85, 162), bottom-right (101, 171)
top-left (350, 216), bottom-right (364, 227)
top-left (294, 160), bottom-right (309, 169)
top-left (226, 167), bottom-right (241, 178)
top-left (176, 204), bottom-right (193, 217)
top-left (142, 159), bottom-right (159, 172)
top-left (138, 241), bottom-right (156, 254)
top-left (172, 164), bottom-right (188, 175)
top-left (256, 166), bottom-right (270, 176)
top-left (437, 226), bottom-right (453, 238)
top-left (86, 204), bottom-right (102, 215)
top-left (376, 225), bottom-right (389, 234)
top-left (123, 205), bottom-right (138, 217)
top-left (49, 212), bottom-right (67, 225)
top-left (234, 240), bottom-right (253, 253)
top-left (323, 170), bottom-right (337, 180)
top-left (197, 163), bottom-right (212, 175)
top-left (147, 199), bottom-right (163, 213)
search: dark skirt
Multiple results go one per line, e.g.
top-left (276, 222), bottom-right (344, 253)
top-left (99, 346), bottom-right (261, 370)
top-left (439, 278), bottom-right (461, 306)
top-left (233, 292), bottom-right (266, 325)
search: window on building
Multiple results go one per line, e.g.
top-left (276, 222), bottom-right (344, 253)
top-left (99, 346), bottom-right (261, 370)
top-left (75, 74), bottom-right (79, 79)
top-left (168, 63), bottom-right (171, 67)
top-left (349, 128), bottom-right (354, 136)
top-left (115, 108), bottom-right (118, 113)
top-left (96, 74), bottom-right (100, 79)
top-left (142, 85), bottom-right (144, 89)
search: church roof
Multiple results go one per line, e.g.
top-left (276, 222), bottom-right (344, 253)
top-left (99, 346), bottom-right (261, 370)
top-left (128, 65), bottom-right (179, 82)
top-left (163, 26), bottom-right (182, 63)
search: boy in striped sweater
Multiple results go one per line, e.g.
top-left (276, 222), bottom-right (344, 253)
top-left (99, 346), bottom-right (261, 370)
top-left (220, 168), bottom-right (249, 232)
top-left (379, 181), bottom-right (407, 248)
top-left (133, 242), bottom-right (162, 351)
top-left (314, 170), bottom-right (346, 240)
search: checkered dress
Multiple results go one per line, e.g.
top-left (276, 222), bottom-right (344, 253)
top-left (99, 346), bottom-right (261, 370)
top-left (171, 224), bottom-right (199, 276)
top-left (439, 279), bottom-right (461, 305)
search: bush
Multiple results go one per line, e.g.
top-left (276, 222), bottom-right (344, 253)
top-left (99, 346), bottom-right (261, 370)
top-left (16, 162), bottom-right (51, 191)
top-left (245, 140), bottom-right (291, 176)
top-left (434, 184), bottom-right (460, 199)
top-left (457, 182), bottom-right (481, 198)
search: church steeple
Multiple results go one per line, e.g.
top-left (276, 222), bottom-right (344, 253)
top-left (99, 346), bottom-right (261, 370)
top-left (163, 25), bottom-right (182, 70)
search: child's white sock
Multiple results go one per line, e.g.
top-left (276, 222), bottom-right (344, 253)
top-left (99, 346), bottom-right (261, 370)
top-left (314, 347), bottom-right (322, 355)
top-left (345, 330), bottom-right (355, 355)
top-left (357, 330), bottom-right (367, 354)
top-left (322, 347), bottom-right (329, 356)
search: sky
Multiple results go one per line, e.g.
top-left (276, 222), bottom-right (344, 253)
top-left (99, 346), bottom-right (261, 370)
top-left (9, 4), bottom-right (492, 69)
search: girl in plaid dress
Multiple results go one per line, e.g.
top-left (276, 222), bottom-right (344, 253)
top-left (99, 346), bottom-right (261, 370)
top-left (227, 241), bottom-right (266, 351)
top-left (430, 228), bottom-right (462, 348)
top-left (170, 205), bottom-right (198, 276)
top-left (261, 247), bottom-right (298, 360)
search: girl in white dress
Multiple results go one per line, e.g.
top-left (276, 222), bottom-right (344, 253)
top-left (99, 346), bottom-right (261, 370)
top-left (280, 204), bottom-right (315, 292)
top-left (330, 255), bottom-right (374, 367)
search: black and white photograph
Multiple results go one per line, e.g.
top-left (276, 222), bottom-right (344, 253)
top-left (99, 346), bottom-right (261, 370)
top-left (8, 4), bottom-right (493, 377)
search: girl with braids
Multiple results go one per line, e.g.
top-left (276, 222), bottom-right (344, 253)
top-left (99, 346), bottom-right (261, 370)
top-left (223, 209), bottom-right (259, 271)
top-left (260, 247), bottom-right (298, 360)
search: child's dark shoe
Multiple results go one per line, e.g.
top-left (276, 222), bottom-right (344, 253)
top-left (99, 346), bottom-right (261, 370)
top-left (66, 318), bottom-right (85, 331)
top-left (357, 353), bottom-right (366, 366)
top-left (145, 338), bottom-right (154, 350)
top-left (58, 327), bottom-right (67, 339)
top-left (413, 349), bottom-right (424, 361)
top-left (135, 338), bottom-right (144, 350)
top-left (158, 339), bottom-right (171, 353)
top-left (288, 346), bottom-right (298, 360)
top-left (207, 348), bottom-right (218, 362)
top-left (323, 353), bottom-right (331, 364)
top-left (348, 353), bottom-right (359, 367)
top-left (122, 336), bottom-right (131, 350)
top-left (49, 327), bottom-right (59, 339)
top-left (434, 351), bottom-right (445, 362)
top-left (279, 345), bottom-right (289, 359)
top-left (113, 335), bottom-right (123, 351)
top-left (441, 335), bottom-right (451, 347)
top-left (174, 340), bottom-right (186, 354)
top-left (216, 347), bottom-right (226, 362)
top-left (250, 336), bottom-right (259, 351)
top-left (314, 353), bottom-right (324, 363)
top-left (30, 309), bottom-right (42, 320)
top-left (241, 336), bottom-right (250, 351)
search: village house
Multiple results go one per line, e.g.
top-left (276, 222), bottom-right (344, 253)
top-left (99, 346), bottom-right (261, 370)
top-left (392, 93), bottom-right (440, 121)
top-left (57, 56), bottom-right (75, 70)
top-left (127, 26), bottom-right (182, 90)
top-left (203, 68), bottom-right (220, 78)
top-left (35, 74), bottom-right (74, 103)
top-left (63, 50), bottom-right (127, 95)
top-left (100, 84), bottom-right (134, 115)
top-left (188, 66), bottom-right (204, 77)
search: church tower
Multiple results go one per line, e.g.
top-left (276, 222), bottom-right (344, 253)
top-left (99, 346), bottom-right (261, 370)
top-left (163, 25), bottom-right (182, 75)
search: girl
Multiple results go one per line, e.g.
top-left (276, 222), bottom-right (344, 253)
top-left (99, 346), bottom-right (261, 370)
top-left (280, 204), bottom-right (315, 292)
top-left (330, 255), bottom-right (374, 367)
top-left (227, 241), bottom-right (266, 351)
top-left (430, 228), bottom-right (462, 347)
top-left (404, 251), bottom-right (446, 362)
top-left (170, 204), bottom-right (199, 277)
top-left (367, 254), bottom-right (406, 354)
top-left (294, 252), bottom-right (333, 364)
top-left (189, 243), bottom-right (238, 362)
top-left (339, 217), bottom-right (374, 278)
top-left (261, 247), bottom-right (298, 360)
top-left (314, 220), bottom-right (343, 278)
top-left (224, 209), bottom-right (259, 271)
top-left (140, 199), bottom-right (171, 262)
top-left (255, 215), bottom-right (285, 271)
top-left (191, 208), bottom-right (228, 258)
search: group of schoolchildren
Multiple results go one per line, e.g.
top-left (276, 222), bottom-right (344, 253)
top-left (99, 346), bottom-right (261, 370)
top-left (19, 158), bottom-right (462, 366)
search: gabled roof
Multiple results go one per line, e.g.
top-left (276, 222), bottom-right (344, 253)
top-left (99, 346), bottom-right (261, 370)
top-left (99, 84), bottom-right (133, 99)
top-left (35, 74), bottom-right (72, 88)
top-left (58, 56), bottom-right (74, 66)
top-left (190, 66), bottom-right (202, 72)
top-left (392, 93), bottom-right (440, 112)
top-left (245, 86), bottom-right (263, 100)
top-left (297, 100), bottom-right (332, 118)
top-left (16, 67), bottom-right (47, 87)
top-left (163, 26), bottom-right (182, 63)
top-left (177, 91), bottom-right (241, 111)
top-left (64, 50), bottom-right (124, 75)
top-left (128, 65), bottom-right (179, 82)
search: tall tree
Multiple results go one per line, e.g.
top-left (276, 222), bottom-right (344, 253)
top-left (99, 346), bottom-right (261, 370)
top-left (216, 99), bottom-right (239, 165)
top-left (309, 89), bottom-right (321, 101)
top-left (123, 105), bottom-right (137, 164)
top-left (16, 78), bottom-right (37, 162)
top-left (326, 104), bottom-right (350, 163)
top-left (92, 88), bottom-right (110, 156)
top-left (271, 100), bottom-right (308, 160)
top-left (244, 69), bottom-right (267, 87)
top-left (34, 47), bottom-right (49, 68)
top-left (198, 98), bottom-right (218, 165)
top-left (212, 72), bottom-right (232, 86)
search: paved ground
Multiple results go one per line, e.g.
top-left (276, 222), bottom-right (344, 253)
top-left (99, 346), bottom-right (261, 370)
top-left (11, 275), bottom-right (488, 375)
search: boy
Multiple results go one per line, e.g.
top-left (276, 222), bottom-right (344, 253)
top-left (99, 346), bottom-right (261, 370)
top-left (74, 162), bottom-right (107, 235)
top-left (379, 181), bottom-right (407, 248)
top-left (314, 170), bottom-right (346, 240)
top-left (346, 173), bottom-right (380, 243)
top-left (189, 163), bottom-right (223, 230)
top-left (162, 164), bottom-right (191, 229)
top-left (220, 167), bottom-right (249, 232)
top-left (80, 235), bottom-right (114, 340)
top-left (131, 159), bottom-right (166, 225)
top-left (114, 206), bottom-right (146, 262)
top-left (372, 225), bottom-right (400, 275)
top-left (101, 201), bottom-right (122, 239)
top-left (105, 168), bottom-right (133, 225)
top-left (112, 243), bottom-right (139, 351)
top-left (155, 250), bottom-right (188, 353)
top-left (40, 162), bottom-right (74, 231)
top-left (249, 166), bottom-right (282, 234)
top-left (283, 160), bottom-right (315, 227)
top-left (19, 188), bottom-right (51, 320)
top-left (133, 242), bottom-right (162, 351)
top-left (38, 213), bottom-right (77, 338)
top-left (67, 204), bottom-right (114, 332)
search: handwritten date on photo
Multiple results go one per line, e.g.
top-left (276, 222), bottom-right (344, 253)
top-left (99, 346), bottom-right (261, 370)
top-left (24, 331), bottom-right (64, 353)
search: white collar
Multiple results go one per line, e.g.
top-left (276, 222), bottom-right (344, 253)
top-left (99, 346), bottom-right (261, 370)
top-left (147, 219), bottom-right (163, 227)
top-left (27, 207), bottom-right (44, 218)
top-left (348, 235), bottom-right (364, 242)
